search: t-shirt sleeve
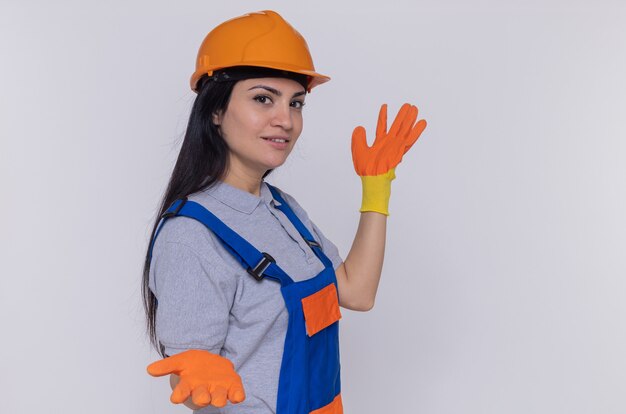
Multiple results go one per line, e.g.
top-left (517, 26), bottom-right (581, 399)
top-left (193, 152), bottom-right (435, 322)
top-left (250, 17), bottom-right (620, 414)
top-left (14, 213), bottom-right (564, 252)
top-left (277, 190), bottom-right (344, 271)
top-left (149, 239), bottom-right (236, 357)
top-left (309, 220), bottom-right (344, 271)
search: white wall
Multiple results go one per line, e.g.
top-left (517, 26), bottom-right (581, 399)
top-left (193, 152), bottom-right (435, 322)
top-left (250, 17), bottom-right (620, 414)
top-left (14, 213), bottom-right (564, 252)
top-left (1, 1), bottom-right (625, 413)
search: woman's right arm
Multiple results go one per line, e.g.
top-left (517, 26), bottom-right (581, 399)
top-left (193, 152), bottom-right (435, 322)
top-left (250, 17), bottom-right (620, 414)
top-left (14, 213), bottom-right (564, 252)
top-left (149, 224), bottom-right (240, 407)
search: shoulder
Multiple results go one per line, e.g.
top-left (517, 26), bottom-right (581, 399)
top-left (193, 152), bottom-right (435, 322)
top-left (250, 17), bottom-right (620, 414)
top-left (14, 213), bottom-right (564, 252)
top-left (150, 210), bottom-right (231, 271)
top-left (153, 182), bottom-right (243, 255)
top-left (266, 183), bottom-right (311, 221)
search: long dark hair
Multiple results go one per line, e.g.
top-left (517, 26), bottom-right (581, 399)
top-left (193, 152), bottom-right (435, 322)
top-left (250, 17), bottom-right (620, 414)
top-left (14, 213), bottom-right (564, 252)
top-left (141, 75), bottom-right (274, 356)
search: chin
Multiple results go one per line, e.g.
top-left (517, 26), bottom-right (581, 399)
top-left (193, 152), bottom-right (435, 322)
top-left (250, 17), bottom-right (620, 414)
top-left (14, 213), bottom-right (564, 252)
top-left (263, 156), bottom-right (289, 169)
top-left (263, 163), bottom-right (285, 172)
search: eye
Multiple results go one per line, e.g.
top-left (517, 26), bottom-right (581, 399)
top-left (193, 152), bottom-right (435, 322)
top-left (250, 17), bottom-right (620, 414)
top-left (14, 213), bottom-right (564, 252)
top-left (254, 95), bottom-right (273, 105)
top-left (291, 100), bottom-right (306, 109)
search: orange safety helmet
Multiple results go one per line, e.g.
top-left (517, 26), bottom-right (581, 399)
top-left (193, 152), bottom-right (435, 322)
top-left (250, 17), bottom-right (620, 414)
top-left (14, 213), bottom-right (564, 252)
top-left (190, 10), bottom-right (330, 93)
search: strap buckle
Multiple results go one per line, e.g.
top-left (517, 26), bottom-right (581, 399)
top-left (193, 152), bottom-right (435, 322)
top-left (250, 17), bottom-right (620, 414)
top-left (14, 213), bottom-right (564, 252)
top-left (306, 239), bottom-right (320, 248)
top-left (247, 252), bottom-right (275, 281)
top-left (161, 197), bottom-right (188, 219)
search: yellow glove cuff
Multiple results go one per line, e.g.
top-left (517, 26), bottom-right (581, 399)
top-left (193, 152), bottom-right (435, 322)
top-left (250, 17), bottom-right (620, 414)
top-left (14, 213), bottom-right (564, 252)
top-left (359, 168), bottom-right (396, 216)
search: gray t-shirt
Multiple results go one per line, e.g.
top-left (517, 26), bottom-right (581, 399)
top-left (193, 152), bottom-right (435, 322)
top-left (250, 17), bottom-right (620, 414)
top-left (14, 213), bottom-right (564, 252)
top-left (148, 180), bottom-right (343, 413)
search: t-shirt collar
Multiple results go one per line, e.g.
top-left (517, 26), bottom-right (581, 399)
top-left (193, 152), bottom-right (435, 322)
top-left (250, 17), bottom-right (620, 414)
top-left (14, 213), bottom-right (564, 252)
top-left (206, 180), bottom-right (281, 214)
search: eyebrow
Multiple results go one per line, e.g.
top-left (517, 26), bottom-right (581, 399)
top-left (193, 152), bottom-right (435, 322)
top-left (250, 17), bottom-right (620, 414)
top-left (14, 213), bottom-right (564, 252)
top-left (247, 85), bottom-right (306, 98)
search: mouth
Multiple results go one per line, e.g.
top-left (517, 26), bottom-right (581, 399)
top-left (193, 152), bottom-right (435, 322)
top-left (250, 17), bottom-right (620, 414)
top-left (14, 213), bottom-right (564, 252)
top-left (262, 136), bottom-right (290, 143)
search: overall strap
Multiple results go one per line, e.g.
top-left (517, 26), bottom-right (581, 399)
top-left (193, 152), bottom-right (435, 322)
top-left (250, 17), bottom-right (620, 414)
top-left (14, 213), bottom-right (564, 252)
top-left (266, 185), bottom-right (335, 270)
top-left (149, 198), bottom-right (294, 286)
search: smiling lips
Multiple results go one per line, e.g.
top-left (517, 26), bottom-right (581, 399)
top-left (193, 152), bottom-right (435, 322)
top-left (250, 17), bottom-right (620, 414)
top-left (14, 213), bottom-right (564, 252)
top-left (262, 136), bottom-right (290, 149)
top-left (262, 136), bottom-right (290, 143)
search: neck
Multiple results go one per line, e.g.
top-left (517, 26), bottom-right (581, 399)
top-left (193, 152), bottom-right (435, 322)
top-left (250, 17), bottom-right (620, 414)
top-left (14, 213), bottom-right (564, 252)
top-left (222, 166), bottom-right (264, 197)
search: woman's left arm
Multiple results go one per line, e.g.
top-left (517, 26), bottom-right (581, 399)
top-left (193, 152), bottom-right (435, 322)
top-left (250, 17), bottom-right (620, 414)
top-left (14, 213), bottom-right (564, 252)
top-left (335, 103), bottom-right (427, 312)
top-left (335, 211), bottom-right (387, 311)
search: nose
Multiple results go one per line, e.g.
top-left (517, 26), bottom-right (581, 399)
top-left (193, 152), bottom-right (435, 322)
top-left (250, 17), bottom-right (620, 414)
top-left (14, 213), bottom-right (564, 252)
top-left (270, 102), bottom-right (293, 130)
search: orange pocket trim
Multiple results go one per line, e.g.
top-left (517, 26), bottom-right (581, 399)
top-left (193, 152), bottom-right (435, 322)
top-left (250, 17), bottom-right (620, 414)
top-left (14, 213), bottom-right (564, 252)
top-left (301, 283), bottom-right (342, 337)
top-left (310, 393), bottom-right (343, 414)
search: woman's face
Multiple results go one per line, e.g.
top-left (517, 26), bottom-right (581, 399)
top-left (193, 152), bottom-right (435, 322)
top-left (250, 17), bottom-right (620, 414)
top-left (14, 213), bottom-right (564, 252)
top-left (213, 77), bottom-right (306, 179)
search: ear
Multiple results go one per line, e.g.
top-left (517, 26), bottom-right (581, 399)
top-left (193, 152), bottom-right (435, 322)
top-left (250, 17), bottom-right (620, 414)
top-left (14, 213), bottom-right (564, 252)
top-left (212, 110), bottom-right (222, 126)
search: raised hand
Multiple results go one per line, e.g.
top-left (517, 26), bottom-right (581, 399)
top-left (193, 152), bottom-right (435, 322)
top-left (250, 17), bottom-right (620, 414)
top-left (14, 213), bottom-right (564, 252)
top-left (350, 103), bottom-right (427, 215)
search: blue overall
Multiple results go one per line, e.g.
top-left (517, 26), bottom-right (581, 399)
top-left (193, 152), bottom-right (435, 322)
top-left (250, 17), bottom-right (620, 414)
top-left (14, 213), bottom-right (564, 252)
top-left (149, 184), bottom-right (343, 413)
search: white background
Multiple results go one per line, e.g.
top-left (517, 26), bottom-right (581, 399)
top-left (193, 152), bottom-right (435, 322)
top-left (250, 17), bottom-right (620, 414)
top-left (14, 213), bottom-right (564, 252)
top-left (1, 1), bottom-right (625, 413)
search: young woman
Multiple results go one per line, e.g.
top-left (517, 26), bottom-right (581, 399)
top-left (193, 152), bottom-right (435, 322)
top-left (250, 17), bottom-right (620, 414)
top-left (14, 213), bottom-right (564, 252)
top-left (142, 10), bottom-right (426, 413)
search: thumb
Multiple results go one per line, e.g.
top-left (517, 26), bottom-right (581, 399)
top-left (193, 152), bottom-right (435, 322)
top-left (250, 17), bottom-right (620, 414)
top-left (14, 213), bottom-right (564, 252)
top-left (351, 126), bottom-right (369, 174)
top-left (146, 355), bottom-right (182, 377)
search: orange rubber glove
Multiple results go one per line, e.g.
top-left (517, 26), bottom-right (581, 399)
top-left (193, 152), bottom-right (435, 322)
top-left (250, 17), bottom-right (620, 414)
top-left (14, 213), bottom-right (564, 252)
top-left (147, 349), bottom-right (245, 408)
top-left (351, 103), bottom-right (427, 215)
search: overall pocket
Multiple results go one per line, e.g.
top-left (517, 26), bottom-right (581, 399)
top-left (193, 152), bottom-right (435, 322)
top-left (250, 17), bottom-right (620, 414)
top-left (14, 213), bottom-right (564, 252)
top-left (301, 283), bottom-right (342, 337)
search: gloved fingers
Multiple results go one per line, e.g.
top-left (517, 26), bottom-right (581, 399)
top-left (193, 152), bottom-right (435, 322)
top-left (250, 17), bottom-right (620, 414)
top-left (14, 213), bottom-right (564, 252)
top-left (378, 118), bottom-right (411, 166)
top-left (170, 379), bottom-right (192, 404)
top-left (375, 103), bottom-right (388, 139)
top-left (208, 385), bottom-right (229, 408)
top-left (228, 383), bottom-right (246, 404)
top-left (398, 105), bottom-right (418, 138)
top-left (387, 103), bottom-right (411, 138)
top-left (191, 386), bottom-right (211, 407)
top-left (403, 119), bottom-right (427, 155)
